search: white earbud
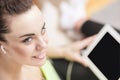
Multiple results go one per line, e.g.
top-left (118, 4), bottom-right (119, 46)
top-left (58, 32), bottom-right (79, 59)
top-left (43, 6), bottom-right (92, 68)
top-left (0, 45), bottom-right (6, 54)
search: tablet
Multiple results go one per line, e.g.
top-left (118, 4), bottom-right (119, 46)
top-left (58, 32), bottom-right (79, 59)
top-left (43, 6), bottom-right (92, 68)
top-left (83, 24), bottom-right (120, 80)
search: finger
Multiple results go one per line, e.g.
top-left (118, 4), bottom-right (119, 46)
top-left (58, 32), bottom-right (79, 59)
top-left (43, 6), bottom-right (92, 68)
top-left (74, 35), bottom-right (96, 50)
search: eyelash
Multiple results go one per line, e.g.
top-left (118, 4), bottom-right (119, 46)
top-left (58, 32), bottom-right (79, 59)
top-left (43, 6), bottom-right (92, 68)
top-left (41, 27), bottom-right (46, 35)
top-left (22, 37), bottom-right (33, 43)
top-left (22, 24), bottom-right (46, 43)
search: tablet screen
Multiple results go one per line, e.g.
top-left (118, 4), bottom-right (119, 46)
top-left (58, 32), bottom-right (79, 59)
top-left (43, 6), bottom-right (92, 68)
top-left (88, 32), bottom-right (120, 80)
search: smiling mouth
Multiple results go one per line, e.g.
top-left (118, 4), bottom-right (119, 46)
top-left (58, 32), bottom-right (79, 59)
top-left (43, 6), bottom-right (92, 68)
top-left (32, 52), bottom-right (46, 60)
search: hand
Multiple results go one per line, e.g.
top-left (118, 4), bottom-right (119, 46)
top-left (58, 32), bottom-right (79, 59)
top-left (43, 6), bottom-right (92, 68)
top-left (61, 35), bottom-right (96, 67)
top-left (74, 17), bottom-right (88, 32)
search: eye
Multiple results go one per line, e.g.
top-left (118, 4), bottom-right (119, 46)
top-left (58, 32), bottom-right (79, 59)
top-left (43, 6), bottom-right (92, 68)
top-left (22, 37), bottom-right (33, 44)
top-left (41, 27), bottom-right (46, 35)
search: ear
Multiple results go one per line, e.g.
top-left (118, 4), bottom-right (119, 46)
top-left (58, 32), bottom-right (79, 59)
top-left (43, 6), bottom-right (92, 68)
top-left (0, 45), bottom-right (7, 54)
top-left (0, 41), bottom-right (7, 54)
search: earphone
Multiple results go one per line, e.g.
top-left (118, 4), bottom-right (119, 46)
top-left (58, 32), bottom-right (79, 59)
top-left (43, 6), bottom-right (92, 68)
top-left (0, 45), bottom-right (6, 54)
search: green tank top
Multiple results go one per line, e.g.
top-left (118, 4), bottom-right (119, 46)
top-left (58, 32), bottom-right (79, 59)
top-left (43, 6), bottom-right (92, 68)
top-left (41, 60), bottom-right (61, 80)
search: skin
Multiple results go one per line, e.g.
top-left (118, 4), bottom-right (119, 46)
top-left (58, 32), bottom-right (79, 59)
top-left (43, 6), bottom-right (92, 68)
top-left (47, 35), bottom-right (96, 67)
top-left (0, 1), bottom-right (96, 79)
top-left (0, 5), bottom-right (47, 80)
top-left (33, 0), bottom-right (96, 67)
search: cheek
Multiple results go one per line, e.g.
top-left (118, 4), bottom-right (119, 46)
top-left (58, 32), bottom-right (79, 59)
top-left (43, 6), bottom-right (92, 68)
top-left (14, 47), bottom-right (28, 57)
top-left (10, 44), bottom-right (35, 57)
top-left (43, 33), bottom-right (48, 44)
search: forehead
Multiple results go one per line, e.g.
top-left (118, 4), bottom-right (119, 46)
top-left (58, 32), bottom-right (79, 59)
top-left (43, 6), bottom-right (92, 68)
top-left (7, 5), bottom-right (44, 37)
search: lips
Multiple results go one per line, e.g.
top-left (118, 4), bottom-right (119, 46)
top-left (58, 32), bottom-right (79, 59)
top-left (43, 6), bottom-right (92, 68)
top-left (32, 51), bottom-right (46, 60)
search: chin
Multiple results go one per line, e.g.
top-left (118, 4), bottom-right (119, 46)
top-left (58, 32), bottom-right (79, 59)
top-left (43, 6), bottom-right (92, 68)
top-left (32, 56), bottom-right (47, 67)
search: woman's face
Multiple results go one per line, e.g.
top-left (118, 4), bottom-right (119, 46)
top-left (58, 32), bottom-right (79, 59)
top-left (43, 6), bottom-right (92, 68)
top-left (3, 5), bottom-right (48, 66)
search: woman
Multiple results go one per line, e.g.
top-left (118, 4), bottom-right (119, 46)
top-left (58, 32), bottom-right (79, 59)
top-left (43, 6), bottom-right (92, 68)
top-left (0, 0), bottom-right (47, 79)
top-left (0, 0), bottom-right (96, 80)
top-left (35, 1), bottom-right (120, 80)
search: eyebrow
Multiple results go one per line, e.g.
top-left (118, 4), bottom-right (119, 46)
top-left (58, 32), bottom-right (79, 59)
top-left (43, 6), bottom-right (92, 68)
top-left (19, 22), bottom-right (46, 38)
top-left (19, 34), bottom-right (35, 38)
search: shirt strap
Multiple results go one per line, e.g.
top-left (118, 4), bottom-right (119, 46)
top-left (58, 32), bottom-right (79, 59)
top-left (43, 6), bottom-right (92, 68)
top-left (41, 60), bottom-right (61, 80)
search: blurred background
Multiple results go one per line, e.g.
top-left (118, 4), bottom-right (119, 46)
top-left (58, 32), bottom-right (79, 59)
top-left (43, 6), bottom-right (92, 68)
top-left (91, 0), bottom-right (120, 30)
top-left (40, 0), bottom-right (120, 46)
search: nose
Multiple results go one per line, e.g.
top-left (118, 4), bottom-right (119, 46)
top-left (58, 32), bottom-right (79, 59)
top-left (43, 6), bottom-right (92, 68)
top-left (36, 37), bottom-right (48, 50)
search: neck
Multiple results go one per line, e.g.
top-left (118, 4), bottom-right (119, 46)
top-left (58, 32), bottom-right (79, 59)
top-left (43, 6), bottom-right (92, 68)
top-left (0, 55), bottom-right (43, 80)
top-left (0, 55), bottom-right (22, 80)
